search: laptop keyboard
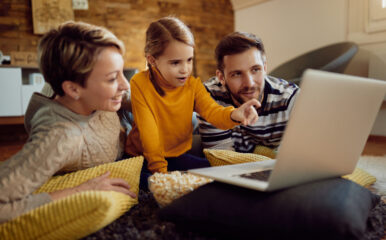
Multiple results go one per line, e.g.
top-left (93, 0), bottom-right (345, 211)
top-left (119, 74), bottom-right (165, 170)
top-left (236, 170), bottom-right (272, 182)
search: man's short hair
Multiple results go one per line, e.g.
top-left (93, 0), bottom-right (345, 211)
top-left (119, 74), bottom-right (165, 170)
top-left (215, 32), bottom-right (265, 72)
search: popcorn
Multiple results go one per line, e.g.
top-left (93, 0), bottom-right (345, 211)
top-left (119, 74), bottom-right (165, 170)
top-left (148, 171), bottom-right (213, 207)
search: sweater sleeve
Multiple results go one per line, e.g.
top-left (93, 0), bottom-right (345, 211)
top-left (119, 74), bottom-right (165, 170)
top-left (0, 125), bottom-right (79, 223)
top-left (193, 78), bottom-right (239, 130)
top-left (130, 80), bottom-right (167, 173)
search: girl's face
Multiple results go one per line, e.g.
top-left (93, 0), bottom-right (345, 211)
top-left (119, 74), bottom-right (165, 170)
top-left (78, 46), bottom-right (129, 114)
top-left (153, 40), bottom-right (194, 87)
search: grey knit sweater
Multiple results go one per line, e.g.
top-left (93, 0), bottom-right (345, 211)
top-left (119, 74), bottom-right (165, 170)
top-left (0, 93), bottom-right (124, 223)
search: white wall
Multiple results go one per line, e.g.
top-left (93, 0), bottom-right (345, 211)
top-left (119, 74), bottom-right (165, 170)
top-left (234, 0), bottom-right (347, 71)
top-left (234, 0), bottom-right (386, 136)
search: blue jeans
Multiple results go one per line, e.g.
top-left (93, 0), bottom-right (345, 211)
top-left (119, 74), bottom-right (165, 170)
top-left (139, 153), bottom-right (210, 190)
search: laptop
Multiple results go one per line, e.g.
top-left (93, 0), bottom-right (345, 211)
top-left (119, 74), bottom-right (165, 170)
top-left (189, 69), bottom-right (386, 191)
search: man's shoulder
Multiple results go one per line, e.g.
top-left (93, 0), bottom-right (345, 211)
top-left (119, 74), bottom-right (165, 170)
top-left (265, 75), bottom-right (299, 96)
top-left (203, 76), bottom-right (233, 106)
top-left (204, 76), bottom-right (222, 90)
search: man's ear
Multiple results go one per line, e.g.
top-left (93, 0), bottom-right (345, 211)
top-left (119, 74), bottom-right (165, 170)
top-left (62, 81), bottom-right (81, 100)
top-left (216, 69), bottom-right (226, 86)
top-left (146, 55), bottom-right (156, 67)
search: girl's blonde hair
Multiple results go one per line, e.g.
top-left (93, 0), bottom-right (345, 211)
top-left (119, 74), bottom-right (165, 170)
top-left (145, 16), bottom-right (194, 96)
top-left (38, 21), bottom-right (125, 96)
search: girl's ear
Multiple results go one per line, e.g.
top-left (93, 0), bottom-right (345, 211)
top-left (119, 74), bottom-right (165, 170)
top-left (62, 81), bottom-right (81, 100)
top-left (146, 55), bottom-right (156, 67)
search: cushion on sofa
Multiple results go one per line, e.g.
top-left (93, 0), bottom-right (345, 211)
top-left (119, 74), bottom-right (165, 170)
top-left (0, 156), bottom-right (144, 240)
top-left (159, 178), bottom-right (380, 240)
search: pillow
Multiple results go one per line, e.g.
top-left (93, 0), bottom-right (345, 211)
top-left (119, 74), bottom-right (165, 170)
top-left (0, 156), bottom-right (144, 240)
top-left (0, 191), bottom-right (130, 240)
top-left (343, 167), bottom-right (377, 187)
top-left (203, 149), bottom-right (376, 187)
top-left (203, 148), bottom-right (271, 166)
top-left (159, 178), bottom-right (380, 240)
top-left (35, 156), bottom-right (143, 194)
top-left (253, 145), bottom-right (277, 159)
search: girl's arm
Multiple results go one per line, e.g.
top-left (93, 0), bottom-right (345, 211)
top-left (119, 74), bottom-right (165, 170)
top-left (130, 81), bottom-right (167, 173)
top-left (194, 79), bottom-right (259, 128)
top-left (193, 78), bottom-right (239, 129)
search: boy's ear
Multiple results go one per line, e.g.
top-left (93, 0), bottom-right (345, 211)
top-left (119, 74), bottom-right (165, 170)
top-left (62, 81), bottom-right (81, 100)
top-left (146, 55), bottom-right (156, 67)
top-left (216, 69), bottom-right (226, 86)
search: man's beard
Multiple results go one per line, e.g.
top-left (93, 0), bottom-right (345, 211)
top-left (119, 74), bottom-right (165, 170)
top-left (224, 82), bottom-right (264, 107)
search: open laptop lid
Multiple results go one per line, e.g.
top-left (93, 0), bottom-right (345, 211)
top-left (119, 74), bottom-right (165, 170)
top-left (190, 69), bottom-right (386, 192)
top-left (266, 69), bottom-right (386, 190)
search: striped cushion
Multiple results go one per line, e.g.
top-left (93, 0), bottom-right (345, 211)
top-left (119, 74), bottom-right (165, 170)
top-left (0, 156), bottom-right (143, 240)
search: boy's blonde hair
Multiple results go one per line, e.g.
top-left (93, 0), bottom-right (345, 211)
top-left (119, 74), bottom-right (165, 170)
top-left (38, 21), bottom-right (125, 96)
top-left (145, 17), bottom-right (194, 96)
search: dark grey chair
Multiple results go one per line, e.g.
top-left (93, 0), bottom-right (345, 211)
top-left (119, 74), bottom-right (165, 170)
top-left (269, 42), bottom-right (358, 85)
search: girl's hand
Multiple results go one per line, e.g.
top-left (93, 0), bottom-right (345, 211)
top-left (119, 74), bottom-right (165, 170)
top-left (49, 171), bottom-right (137, 200)
top-left (231, 99), bottom-right (260, 126)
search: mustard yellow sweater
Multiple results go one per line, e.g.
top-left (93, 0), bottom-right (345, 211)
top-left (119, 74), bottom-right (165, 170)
top-left (126, 68), bottom-right (238, 173)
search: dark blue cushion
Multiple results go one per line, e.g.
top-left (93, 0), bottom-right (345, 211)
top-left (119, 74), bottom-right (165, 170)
top-left (159, 178), bottom-right (379, 240)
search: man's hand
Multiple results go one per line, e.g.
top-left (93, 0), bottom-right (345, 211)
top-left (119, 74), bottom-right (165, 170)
top-left (230, 99), bottom-right (260, 125)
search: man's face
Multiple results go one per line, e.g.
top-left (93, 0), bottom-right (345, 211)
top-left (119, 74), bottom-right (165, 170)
top-left (217, 48), bottom-right (266, 107)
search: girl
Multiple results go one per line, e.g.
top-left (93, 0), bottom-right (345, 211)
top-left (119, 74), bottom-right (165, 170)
top-left (125, 17), bottom-right (259, 176)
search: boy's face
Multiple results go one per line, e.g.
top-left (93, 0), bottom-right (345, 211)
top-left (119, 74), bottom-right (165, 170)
top-left (217, 48), bottom-right (266, 107)
top-left (152, 40), bottom-right (194, 88)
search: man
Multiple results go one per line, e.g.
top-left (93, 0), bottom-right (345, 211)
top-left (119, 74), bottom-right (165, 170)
top-left (198, 32), bottom-right (299, 152)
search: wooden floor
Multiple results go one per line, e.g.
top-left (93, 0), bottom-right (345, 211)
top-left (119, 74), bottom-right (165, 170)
top-left (0, 124), bottom-right (385, 161)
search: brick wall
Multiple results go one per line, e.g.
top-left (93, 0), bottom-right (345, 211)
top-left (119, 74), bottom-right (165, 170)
top-left (0, 0), bottom-right (234, 81)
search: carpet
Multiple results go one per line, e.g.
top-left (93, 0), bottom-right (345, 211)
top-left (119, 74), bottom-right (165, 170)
top-left (83, 190), bottom-right (385, 240)
top-left (83, 155), bottom-right (386, 239)
top-left (84, 190), bottom-right (386, 239)
top-left (357, 155), bottom-right (386, 201)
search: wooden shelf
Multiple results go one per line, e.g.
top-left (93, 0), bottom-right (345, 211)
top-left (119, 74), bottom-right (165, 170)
top-left (0, 116), bottom-right (24, 125)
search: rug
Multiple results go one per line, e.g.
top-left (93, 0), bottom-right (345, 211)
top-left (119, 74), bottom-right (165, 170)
top-left (83, 155), bottom-right (386, 240)
top-left (357, 155), bottom-right (386, 201)
top-left (83, 191), bottom-right (385, 240)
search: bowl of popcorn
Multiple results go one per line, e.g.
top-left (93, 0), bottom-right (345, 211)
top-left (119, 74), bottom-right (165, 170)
top-left (148, 171), bottom-right (213, 207)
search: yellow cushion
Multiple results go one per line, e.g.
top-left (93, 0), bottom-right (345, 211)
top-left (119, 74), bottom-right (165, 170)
top-left (203, 149), bottom-right (376, 187)
top-left (342, 168), bottom-right (377, 187)
top-left (35, 156), bottom-right (143, 194)
top-left (0, 156), bottom-right (144, 240)
top-left (203, 148), bottom-right (271, 166)
top-left (253, 145), bottom-right (277, 159)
